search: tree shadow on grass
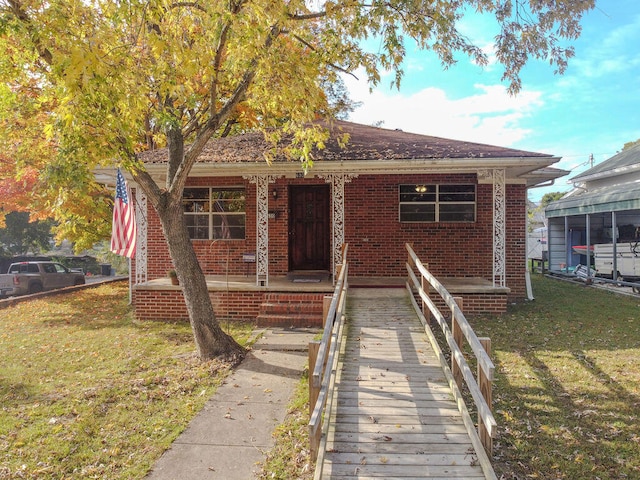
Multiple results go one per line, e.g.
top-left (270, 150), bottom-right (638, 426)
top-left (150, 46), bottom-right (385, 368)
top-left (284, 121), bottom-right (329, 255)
top-left (488, 338), bottom-right (640, 479)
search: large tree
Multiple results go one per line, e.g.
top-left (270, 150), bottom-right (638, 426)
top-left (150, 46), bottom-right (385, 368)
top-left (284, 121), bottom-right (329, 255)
top-left (0, 156), bottom-right (39, 227)
top-left (0, 0), bottom-right (595, 360)
top-left (0, 211), bottom-right (53, 256)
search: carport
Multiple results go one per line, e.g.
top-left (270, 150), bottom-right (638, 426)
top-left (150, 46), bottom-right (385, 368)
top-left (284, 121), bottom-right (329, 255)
top-left (545, 183), bottom-right (640, 283)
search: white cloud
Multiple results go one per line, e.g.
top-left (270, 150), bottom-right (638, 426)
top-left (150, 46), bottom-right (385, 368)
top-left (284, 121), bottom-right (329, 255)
top-left (572, 13), bottom-right (640, 78)
top-left (343, 73), bottom-right (544, 146)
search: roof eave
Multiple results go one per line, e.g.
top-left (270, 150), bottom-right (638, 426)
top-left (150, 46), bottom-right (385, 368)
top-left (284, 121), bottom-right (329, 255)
top-left (95, 156), bottom-right (561, 187)
top-left (524, 167), bottom-right (570, 189)
top-left (143, 155), bottom-right (559, 178)
top-left (570, 162), bottom-right (640, 184)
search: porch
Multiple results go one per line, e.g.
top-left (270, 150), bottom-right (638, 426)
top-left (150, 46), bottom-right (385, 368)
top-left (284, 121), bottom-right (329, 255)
top-left (132, 275), bottom-right (509, 326)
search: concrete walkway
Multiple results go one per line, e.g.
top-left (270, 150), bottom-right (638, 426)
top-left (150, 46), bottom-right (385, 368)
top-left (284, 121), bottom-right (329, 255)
top-left (145, 327), bottom-right (318, 480)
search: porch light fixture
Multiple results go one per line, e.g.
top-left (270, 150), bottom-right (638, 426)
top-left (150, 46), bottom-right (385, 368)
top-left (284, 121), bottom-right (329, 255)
top-left (272, 188), bottom-right (278, 199)
top-left (415, 185), bottom-right (427, 193)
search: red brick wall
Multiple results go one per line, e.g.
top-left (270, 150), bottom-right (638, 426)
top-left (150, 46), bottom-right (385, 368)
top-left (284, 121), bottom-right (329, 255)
top-left (423, 292), bottom-right (508, 315)
top-left (344, 174), bottom-right (490, 278)
top-left (505, 183), bottom-right (527, 299)
top-left (142, 177), bottom-right (260, 278)
top-left (134, 173), bottom-right (527, 302)
top-left (138, 177), bottom-right (326, 279)
top-left (133, 288), bottom-right (326, 326)
top-left (342, 174), bottom-right (527, 300)
top-left (134, 289), bottom-right (264, 322)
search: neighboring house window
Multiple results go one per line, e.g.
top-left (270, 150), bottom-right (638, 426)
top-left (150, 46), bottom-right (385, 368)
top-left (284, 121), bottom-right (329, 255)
top-left (399, 184), bottom-right (476, 222)
top-left (183, 187), bottom-right (246, 239)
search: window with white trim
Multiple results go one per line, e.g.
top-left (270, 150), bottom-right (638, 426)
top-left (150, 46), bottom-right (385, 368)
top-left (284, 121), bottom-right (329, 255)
top-left (183, 187), bottom-right (246, 239)
top-left (399, 184), bottom-right (476, 222)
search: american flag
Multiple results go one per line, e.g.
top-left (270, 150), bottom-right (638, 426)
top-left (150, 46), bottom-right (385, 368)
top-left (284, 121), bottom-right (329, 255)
top-left (110, 169), bottom-right (137, 258)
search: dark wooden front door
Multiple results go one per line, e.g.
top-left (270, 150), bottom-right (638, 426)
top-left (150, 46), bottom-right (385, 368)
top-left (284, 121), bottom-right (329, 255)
top-left (289, 185), bottom-right (330, 271)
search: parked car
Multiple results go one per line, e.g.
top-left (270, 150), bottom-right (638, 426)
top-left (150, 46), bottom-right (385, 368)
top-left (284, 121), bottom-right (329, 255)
top-left (0, 261), bottom-right (86, 297)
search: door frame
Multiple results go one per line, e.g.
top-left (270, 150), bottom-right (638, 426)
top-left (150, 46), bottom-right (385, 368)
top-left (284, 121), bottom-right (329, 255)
top-left (288, 184), bottom-right (331, 272)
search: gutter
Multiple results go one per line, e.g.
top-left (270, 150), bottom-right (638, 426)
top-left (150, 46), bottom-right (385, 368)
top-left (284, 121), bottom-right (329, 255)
top-left (570, 162), bottom-right (640, 183)
top-left (95, 156), bottom-right (563, 187)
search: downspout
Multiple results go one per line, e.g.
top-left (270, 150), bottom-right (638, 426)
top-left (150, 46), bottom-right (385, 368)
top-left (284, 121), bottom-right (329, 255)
top-left (565, 217), bottom-right (570, 272)
top-left (586, 213), bottom-right (592, 282)
top-left (612, 211), bottom-right (618, 282)
top-left (525, 202), bottom-right (534, 301)
top-left (525, 180), bottom-right (558, 300)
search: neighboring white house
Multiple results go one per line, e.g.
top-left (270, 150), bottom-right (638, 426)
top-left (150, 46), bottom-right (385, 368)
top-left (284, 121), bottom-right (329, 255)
top-left (527, 226), bottom-right (547, 260)
top-left (545, 144), bottom-right (640, 280)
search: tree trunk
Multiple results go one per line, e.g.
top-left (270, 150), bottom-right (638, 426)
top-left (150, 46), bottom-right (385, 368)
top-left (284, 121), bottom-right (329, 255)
top-left (157, 198), bottom-right (245, 362)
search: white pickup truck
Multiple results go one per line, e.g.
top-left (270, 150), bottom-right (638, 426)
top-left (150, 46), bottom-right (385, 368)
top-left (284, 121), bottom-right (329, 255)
top-left (0, 261), bottom-right (86, 297)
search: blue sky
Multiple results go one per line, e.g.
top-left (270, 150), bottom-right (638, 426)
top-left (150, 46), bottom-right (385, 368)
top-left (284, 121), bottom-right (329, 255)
top-left (342, 0), bottom-right (640, 202)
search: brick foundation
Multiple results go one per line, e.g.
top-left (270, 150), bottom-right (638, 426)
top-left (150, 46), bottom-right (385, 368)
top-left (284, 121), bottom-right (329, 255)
top-left (133, 288), bottom-right (326, 327)
top-left (257, 292), bottom-right (326, 327)
top-left (424, 293), bottom-right (508, 315)
top-left (133, 284), bottom-right (505, 326)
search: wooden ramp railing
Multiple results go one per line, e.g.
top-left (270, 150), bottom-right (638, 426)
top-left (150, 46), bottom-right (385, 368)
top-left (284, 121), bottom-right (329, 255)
top-left (316, 287), bottom-right (494, 479)
top-left (308, 244), bottom-right (349, 462)
top-left (405, 243), bottom-right (497, 459)
top-left (309, 244), bottom-right (497, 479)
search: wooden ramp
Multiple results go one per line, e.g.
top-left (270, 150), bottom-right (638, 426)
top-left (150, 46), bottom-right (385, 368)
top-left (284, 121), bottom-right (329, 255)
top-left (318, 288), bottom-right (488, 479)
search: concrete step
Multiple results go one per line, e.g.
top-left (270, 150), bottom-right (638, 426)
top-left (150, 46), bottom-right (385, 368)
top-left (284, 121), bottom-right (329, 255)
top-left (259, 301), bottom-right (323, 315)
top-left (255, 313), bottom-right (322, 327)
top-left (257, 292), bottom-right (325, 327)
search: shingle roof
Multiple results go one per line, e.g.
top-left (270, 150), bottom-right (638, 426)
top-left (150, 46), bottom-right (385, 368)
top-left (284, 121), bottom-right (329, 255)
top-left (571, 143), bottom-right (640, 182)
top-left (139, 120), bottom-right (554, 164)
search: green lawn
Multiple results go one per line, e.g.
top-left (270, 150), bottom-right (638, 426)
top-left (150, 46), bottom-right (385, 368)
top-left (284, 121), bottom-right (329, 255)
top-left (471, 275), bottom-right (640, 479)
top-left (0, 282), bottom-right (254, 480)
top-left (2, 277), bottom-right (639, 479)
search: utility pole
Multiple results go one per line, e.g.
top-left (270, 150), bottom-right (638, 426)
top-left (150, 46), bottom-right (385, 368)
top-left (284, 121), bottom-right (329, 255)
top-left (589, 153), bottom-right (594, 168)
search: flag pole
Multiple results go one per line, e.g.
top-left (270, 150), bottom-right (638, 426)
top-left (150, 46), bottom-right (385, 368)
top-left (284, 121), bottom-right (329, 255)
top-left (110, 168), bottom-right (137, 304)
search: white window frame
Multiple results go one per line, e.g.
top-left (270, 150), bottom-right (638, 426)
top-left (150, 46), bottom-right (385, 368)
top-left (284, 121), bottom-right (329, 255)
top-left (183, 187), bottom-right (246, 240)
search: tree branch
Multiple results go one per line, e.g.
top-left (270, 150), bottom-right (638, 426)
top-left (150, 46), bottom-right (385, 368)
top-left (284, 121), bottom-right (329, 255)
top-left (210, 0), bottom-right (247, 122)
top-left (290, 33), bottom-right (359, 79)
top-left (169, 24), bottom-right (283, 196)
top-left (210, 22), bottom-right (231, 119)
top-left (288, 11), bottom-right (326, 20)
top-left (219, 119), bottom-right (238, 138)
top-left (131, 168), bottom-right (164, 209)
top-left (6, 0), bottom-right (53, 66)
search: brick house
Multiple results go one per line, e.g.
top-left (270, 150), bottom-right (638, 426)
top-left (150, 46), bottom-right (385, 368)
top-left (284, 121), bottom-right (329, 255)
top-left (98, 121), bottom-right (566, 325)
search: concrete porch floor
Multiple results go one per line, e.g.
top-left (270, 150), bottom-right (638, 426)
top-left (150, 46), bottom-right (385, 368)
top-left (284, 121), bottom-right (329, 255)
top-left (138, 275), bottom-right (508, 294)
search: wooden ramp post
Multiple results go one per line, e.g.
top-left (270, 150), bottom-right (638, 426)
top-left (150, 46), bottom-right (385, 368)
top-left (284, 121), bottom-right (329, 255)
top-left (478, 337), bottom-right (493, 456)
top-left (308, 340), bottom-right (320, 417)
top-left (451, 296), bottom-right (464, 390)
